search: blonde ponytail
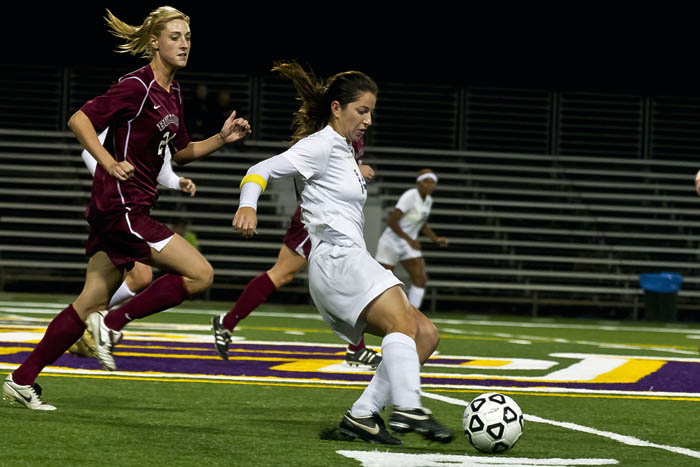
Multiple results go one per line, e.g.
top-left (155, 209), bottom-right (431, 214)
top-left (105, 6), bottom-right (189, 59)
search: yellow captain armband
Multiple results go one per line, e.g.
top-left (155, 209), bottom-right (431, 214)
top-left (240, 174), bottom-right (267, 193)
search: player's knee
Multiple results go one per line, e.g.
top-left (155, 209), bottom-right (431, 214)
top-left (426, 320), bottom-right (439, 348)
top-left (201, 262), bottom-right (214, 289)
top-left (267, 267), bottom-right (297, 288)
top-left (277, 271), bottom-right (296, 287)
top-left (188, 261), bottom-right (214, 294)
top-left (387, 310), bottom-right (419, 339)
top-left (417, 318), bottom-right (439, 355)
top-left (129, 265), bottom-right (153, 291)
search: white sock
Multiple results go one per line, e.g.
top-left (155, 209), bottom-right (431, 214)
top-left (108, 280), bottom-right (136, 309)
top-left (408, 286), bottom-right (425, 309)
top-left (350, 362), bottom-right (391, 417)
top-left (379, 332), bottom-right (421, 409)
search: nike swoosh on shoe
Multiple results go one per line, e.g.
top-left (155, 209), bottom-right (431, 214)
top-left (346, 417), bottom-right (380, 435)
top-left (17, 390), bottom-right (32, 403)
top-left (397, 412), bottom-right (430, 421)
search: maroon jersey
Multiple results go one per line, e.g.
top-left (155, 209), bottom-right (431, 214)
top-left (283, 205), bottom-right (311, 260)
top-left (81, 65), bottom-right (191, 222)
top-left (351, 137), bottom-right (365, 161)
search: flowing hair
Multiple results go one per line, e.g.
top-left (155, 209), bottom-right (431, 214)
top-left (105, 6), bottom-right (190, 59)
top-left (272, 61), bottom-right (378, 143)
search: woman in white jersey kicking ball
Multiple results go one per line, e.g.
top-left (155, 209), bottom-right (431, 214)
top-left (375, 169), bottom-right (448, 310)
top-left (232, 61), bottom-right (454, 445)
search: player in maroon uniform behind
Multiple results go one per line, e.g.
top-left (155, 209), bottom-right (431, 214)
top-left (2, 6), bottom-right (250, 410)
top-left (211, 138), bottom-right (383, 368)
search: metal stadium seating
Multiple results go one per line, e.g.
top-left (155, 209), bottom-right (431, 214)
top-left (3, 64), bottom-right (700, 319)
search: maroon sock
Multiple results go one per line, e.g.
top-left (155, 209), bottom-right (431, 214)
top-left (222, 272), bottom-right (276, 331)
top-left (13, 304), bottom-right (86, 386)
top-left (105, 274), bottom-right (189, 332)
top-left (347, 336), bottom-right (366, 352)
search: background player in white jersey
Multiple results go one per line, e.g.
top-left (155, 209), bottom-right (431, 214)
top-left (232, 61), bottom-right (453, 445)
top-left (375, 169), bottom-right (448, 310)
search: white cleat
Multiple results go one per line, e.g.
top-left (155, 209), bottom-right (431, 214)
top-left (2, 374), bottom-right (56, 411)
top-left (86, 311), bottom-right (123, 371)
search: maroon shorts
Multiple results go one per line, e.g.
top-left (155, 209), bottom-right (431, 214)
top-left (85, 207), bottom-right (174, 272)
top-left (282, 205), bottom-right (311, 260)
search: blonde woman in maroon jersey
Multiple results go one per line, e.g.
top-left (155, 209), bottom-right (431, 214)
top-left (2, 6), bottom-right (250, 410)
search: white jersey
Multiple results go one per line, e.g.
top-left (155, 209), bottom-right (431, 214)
top-left (238, 125), bottom-right (401, 344)
top-left (282, 125), bottom-right (368, 250)
top-left (383, 188), bottom-right (433, 240)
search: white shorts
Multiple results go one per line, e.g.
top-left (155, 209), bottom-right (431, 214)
top-left (148, 234), bottom-right (174, 252)
top-left (308, 242), bottom-right (403, 345)
top-left (374, 230), bottom-right (422, 266)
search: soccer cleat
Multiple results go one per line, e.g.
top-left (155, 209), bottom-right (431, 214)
top-left (389, 407), bottom-right (455, 443)
top-left (212, 315), bottom-right (232, 360)
top-left (68, 330), bottom-right (96, 358)
top-left (86, 311), bottom-right (123, 371)
top-left (346, 348), bottom-right (382, 368)
top-left (339, 410), bottom-right (402, 445)
top-left (2, 374), bottom-right (56, 411)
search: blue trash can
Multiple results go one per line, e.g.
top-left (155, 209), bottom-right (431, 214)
top-left (639, 273), bottom-right (683, 322)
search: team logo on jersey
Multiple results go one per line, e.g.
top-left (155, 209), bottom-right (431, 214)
top-left (157, 114), bottom-right (179, 131)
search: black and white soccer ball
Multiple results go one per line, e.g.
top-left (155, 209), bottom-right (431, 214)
top-left (463, 392), bottom-right (524, 453)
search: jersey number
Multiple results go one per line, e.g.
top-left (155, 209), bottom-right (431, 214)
top-left (353, 168), bottom-right (367, 194)
top-left (158, 131), bottom-right (176, 158)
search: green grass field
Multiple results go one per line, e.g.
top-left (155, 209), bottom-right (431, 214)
top-left (1, 292), bottom-right (699, 466)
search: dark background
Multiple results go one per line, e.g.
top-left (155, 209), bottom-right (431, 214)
top-left (8, 4), bottom-right (697, 95)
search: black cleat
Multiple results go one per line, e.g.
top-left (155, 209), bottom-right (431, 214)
top-left (346, 348), bottom-right (382, 369)
top-left (339, 411), bottom-right (402, 445)
top-left (389, 407), bottom-right (454, 443)
top-left (212, 315), bottom-right (232, 360)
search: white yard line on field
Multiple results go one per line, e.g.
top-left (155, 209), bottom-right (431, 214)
top-left (2, 301), bottom-right (700, 335)
top-left (2, 303), bottom-right (698, 357)
top-left (336, 450), bottom-right (619, 466)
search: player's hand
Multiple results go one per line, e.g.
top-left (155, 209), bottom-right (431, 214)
top-left (179, 177), bottom-right (196, 197)
top-left (233, 206), bottom-right (258, 237)
top-left (359, 164), bottom-right (375, 180)
top-left (219, 110), bottom-right (252, 144)
top-left (436, 237), bottom-right (449, 248)
top-left (106, 160), bottom-right (134, 181)
top-left (695, 169), bottom-right (700, 196)
top-left (408, 239), bottom-right (421, 250)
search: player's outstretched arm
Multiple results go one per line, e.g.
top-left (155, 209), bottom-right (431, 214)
top-left (173, 110), bottom-right (251, 165)
top-left (421, 224), bottom-right (448, 247)
top-left (233, 154), bottom-right (299, 237)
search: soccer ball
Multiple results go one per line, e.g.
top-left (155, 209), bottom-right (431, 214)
top-left (463, 392), bottom-right (523, 453)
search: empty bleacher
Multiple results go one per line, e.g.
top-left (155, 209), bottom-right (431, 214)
top-left (3, 128), bottom-right (700, 319)
top-left (3, 64), bottom-right (700, 320)
top-left (365, 147), bottom-right (700, 317)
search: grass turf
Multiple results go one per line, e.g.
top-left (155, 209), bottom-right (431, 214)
top-left (1, 293), bottom-right (700, 466)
